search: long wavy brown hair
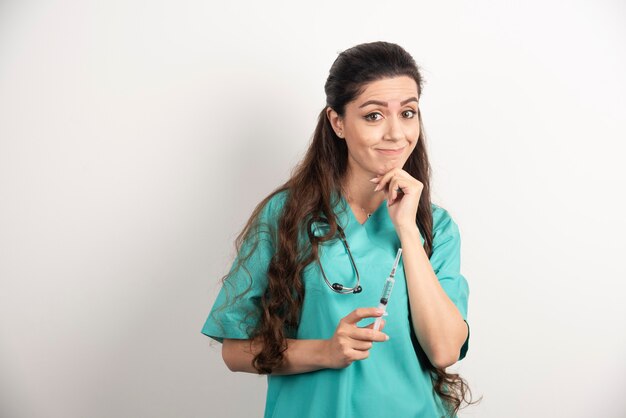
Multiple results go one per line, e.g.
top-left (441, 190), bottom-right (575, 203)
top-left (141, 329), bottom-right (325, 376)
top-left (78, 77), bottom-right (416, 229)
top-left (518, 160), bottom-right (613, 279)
top-left (218, 41), bottom-right (478, 417)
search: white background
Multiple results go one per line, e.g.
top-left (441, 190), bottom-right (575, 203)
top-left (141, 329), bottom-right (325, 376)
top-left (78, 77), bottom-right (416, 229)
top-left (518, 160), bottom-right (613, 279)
top-left (1, 1), bottom-right (625, 417)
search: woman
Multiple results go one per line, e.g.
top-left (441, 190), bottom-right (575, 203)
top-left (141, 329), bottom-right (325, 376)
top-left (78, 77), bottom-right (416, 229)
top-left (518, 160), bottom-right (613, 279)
top-left (202, 41), bottom-right (476, 418)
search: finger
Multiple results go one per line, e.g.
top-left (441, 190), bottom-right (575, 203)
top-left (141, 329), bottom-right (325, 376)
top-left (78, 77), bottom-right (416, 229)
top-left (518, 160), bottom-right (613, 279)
top-left (353, 349), bottom-right (371, 361)
top-left (373, 169), bottom-right (398, 193)
top-left (340, 348), bottom-right (371, 362)
top-left (350, 327), bottom-right (389, 342)
top-left (364, 318), bottom-right (386, 331)
top-left (351, 340), bottom-right (374, 351)
top-left (390, 180), bottom-right (406, 206)
top-left (388, 178), bottom-right (399, 204)
top-left (341, 307), bottom-right (384, 325)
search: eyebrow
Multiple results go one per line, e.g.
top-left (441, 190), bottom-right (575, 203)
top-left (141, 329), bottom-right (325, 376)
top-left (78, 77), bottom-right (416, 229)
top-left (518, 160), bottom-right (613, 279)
top-left (358, 97), bottom-right (419, 108)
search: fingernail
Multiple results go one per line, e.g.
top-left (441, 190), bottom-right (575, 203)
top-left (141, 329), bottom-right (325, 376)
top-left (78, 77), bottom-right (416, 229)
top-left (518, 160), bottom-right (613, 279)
top-left (374, 185), bottom-right (380, 192)
top-left (369, 177), bottom-right (378, 183)
top-left (376, 309), bottom-right (384, 314)
top-left (385, 335), bottom-right (390, 341)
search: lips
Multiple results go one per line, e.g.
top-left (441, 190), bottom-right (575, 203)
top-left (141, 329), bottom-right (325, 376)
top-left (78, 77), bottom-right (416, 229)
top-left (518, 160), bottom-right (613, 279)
top-left (376, 147), bottom-right (406, 155)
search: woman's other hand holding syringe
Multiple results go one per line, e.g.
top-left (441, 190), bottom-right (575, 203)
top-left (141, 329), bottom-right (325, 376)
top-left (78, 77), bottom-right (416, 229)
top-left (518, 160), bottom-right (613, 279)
top-left (323, 307), bottom-right (389, 369)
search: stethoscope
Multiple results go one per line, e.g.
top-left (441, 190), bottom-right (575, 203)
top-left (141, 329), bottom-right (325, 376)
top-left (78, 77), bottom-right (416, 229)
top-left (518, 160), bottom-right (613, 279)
top-left (307, 216), bottom-right (362, 294)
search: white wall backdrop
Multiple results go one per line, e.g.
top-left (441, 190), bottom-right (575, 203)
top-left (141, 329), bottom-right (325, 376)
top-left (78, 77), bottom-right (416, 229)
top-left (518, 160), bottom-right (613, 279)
top-left (1, 1), bottom-right (625, 417)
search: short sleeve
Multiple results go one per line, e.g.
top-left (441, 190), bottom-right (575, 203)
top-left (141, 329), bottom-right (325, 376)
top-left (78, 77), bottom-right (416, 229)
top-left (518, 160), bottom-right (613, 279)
top-left (201, 194), bottom-right (284, 343)
top-left (430, 205), bottom-right (470, 361)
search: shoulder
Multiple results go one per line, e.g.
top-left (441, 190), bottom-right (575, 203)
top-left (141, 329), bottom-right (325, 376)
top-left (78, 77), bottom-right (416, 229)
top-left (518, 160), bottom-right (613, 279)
top-left (430, 203), bottom-right (461, 240)
top-left (238, 190), bottom-right (290, 253)
top-left (259, 189), bottom-right (289, 220)
top-left (251, 189), bottom-right (290, 236)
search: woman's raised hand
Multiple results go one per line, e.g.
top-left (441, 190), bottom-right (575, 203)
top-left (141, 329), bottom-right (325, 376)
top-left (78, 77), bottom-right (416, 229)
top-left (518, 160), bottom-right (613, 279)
top-left (323, 307), bottom-right (389, 369)
top-left (371, 168), bottom-right (423, 230)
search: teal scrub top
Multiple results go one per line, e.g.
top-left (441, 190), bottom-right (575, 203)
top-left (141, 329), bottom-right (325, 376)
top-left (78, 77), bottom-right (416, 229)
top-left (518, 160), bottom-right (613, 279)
top-left (202, 191), bottom-right (470, 418)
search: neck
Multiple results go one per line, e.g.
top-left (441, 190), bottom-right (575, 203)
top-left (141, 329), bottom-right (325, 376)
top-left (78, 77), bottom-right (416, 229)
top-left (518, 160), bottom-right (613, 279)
top-left (341, 166), bottom-right (385, 214)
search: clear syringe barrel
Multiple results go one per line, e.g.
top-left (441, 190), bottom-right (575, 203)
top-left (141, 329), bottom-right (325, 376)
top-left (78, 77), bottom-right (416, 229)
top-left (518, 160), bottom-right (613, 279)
top-left (379, 277), bottom-right (395, 305)
top-left (373, 248), bottom-right (403, 332)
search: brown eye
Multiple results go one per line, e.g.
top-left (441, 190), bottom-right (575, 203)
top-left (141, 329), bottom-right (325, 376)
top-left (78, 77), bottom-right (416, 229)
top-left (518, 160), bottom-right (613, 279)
top-left (402, 110), bottom-right (416, 118)
top-left (364, 112), bottom-right (382, 121)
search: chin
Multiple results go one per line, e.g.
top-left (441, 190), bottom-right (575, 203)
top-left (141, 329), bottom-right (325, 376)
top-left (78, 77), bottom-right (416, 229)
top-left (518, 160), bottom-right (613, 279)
top-left (375, 164), bottom-right (400, 175)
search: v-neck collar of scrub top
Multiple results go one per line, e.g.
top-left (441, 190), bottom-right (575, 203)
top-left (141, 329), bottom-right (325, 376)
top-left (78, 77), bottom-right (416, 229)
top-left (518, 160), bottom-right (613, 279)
top-left (331, 191), bottom-right (425, 247)
top-left (333, 192), bottom-right (388, 226)
top-left (331, 193), bottom-right (401, 260)
top-left (339, 195), bottom-right (387, 226)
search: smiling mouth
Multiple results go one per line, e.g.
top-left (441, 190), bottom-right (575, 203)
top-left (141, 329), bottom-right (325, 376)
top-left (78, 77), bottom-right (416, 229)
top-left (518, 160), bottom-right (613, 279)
top-left (376, 147), bottom-right (406, 155)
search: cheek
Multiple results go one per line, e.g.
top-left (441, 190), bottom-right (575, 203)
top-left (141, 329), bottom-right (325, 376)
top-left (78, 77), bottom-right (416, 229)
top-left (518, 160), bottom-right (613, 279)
top-left (346, 127), bottom-right (379, 149)
top-left (409, 121), bottom-right (421, 137)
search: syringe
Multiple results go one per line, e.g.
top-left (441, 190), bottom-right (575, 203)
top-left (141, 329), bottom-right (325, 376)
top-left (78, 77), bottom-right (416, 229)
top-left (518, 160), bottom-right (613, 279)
top-left (373, 248), bottom-right (403, 331)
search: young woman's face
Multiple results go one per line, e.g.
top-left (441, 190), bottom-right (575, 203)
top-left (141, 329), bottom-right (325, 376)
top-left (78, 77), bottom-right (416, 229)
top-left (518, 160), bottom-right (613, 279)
top-left (328, 76), bottom-right (420, 177)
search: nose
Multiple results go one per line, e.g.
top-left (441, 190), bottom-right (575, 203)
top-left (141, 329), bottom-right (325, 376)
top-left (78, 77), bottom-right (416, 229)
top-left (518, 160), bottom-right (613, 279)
top-left (383, 117), bottom-right (403, 142)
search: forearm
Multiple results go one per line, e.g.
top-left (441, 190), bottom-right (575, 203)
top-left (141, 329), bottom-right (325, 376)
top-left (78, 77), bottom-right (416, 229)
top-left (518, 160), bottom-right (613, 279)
top-left (397, 225), bottom-right (468, 368)
top-left (222, 338), bottom-right (330, 375)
